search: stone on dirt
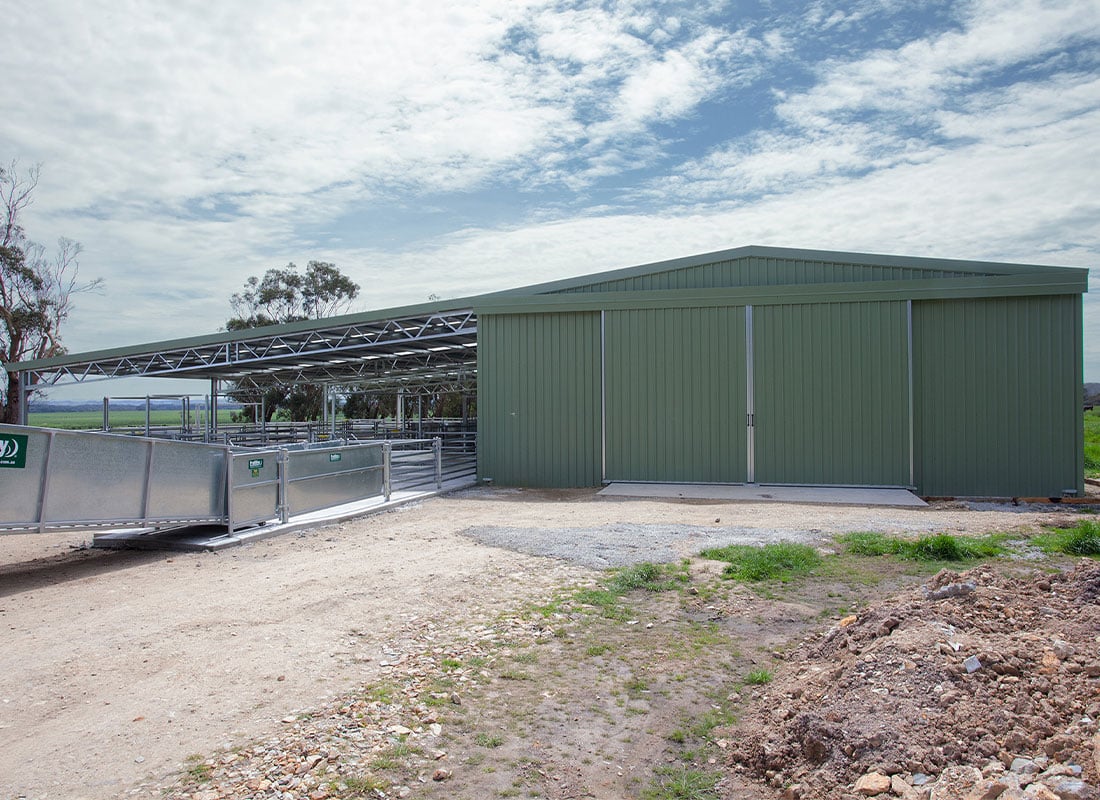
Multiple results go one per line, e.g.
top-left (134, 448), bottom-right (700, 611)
top-left (854, 772), bottom-right (891, 795)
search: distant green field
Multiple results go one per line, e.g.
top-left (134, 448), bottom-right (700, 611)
top-left (28, 410), bottom-right (237, 430)
top-left (1086, 408), bottom-right (1100, 478)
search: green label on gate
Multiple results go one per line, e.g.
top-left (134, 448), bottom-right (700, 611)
top-left (329, 452), bottom-right (342, 462)
top-left (248, 458), bottom-right (264, 470)
top-left (0, 433), bottom-right (28, 468)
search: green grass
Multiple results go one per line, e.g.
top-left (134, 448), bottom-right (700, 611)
top-left (341, 775), bottom-right (389, 794)
top-left (1085, 409), bottom-right (1100, 478)
top-left (567, 562), bottom-right (687, 620)
top-left (475, 732), bottom-right (504, 748)
top-left (641, 766), bottom-right (720, 800)
top-left (608, 561), bottom-right (690, 593)
top-left (1032, 520), bottom-right (1100, 557)
top-left (836, 531), bottom-right (898, 556)
top-left (182, 753), bottom-right (213, 783)
top-left (745, 668), bottom-right (773, 685)
top-left (29, 409), bottom-right (236, 430)
top-left (837, 531), bottom-right (1007, 561)
top-left (699, 542), bottom-right (822, 582)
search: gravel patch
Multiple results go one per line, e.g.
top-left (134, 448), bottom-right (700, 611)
top-left (460, 523), bottom-right (831, 568)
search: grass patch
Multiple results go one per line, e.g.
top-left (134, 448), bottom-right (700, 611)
top-left (585, 643), bottom-right (612, 657)
top-left (608, 561), bottom-right (690, 593)
top-left (573, 587), bottom-right (627, 618)
top-left (184, 760), bottom-right (212, 783)
top-left (475, 732), bottom-right (504, 748)
top-left (28, 409), bottom-right (237, 430)
top-left (641, 766), bottom-right (719, 800)
top-left (837, 531), bottom-right (898, 556)
top-left (625, 676), bottom-right (649, 696)
top-left (1033, 520), bottom-right (1100, 557)
top-left (687, 704), bottom-right (736, 742)
top-left (700, 542), bottom-right (821, 582)
top-left (837, 531), bottom-right (1007, 561)
top-left (341, 775), bottom-right (389, 794)
top-left (363, 682), bottom-right (397, 704)
top-left (745, 668), bottom-right (772, 685)
top-left (564, 561), bottom-right (690, 620)
top-left (1085, 408), bottom-right (1100, 478)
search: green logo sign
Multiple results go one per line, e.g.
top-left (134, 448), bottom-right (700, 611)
top-left (329, 452), bottom-right (342, 462)
top-left (248, 458), bottom-right (264, 470)
top-left (0, 433), bottom-right (28, 469)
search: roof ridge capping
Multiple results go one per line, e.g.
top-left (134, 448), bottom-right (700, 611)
top-left (505, 245), bottom-right (1090, 296)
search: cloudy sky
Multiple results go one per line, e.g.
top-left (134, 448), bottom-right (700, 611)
top-left (2, 0), bottom-right (1098, 399)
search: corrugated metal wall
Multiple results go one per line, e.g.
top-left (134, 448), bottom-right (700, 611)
top-left (477, 312), bottom-right (601, 487)
top-left (554, 256), bottom-right (984, 294)
top-left (753, 302), bottom-right (910, 486)
top-left (605, 307), bottom-right (747, 482)
top-left (913, 296), bottom-right (1083, 497)
top-left (477, 286), bottom-right (1083, 495)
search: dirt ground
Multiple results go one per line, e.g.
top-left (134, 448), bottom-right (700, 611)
top-left (0, 488), bottom-right (1091, 799)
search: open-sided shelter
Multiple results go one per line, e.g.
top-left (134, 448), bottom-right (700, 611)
top-left (7, 246), bottom-right (1088, 498)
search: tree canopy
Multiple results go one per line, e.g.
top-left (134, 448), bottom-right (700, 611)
top-left (1, 161), bottom-right (100, 423)
top-left (225, 261), bottom-right (360, 422)
top-left (227, 261), bottom-right (360, 331)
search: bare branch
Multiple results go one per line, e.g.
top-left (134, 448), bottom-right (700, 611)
top-left (1, 162), bottom-right (99, 421)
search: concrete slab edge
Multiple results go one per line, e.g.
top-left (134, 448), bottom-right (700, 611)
top-left (92, 478), bottom-right (478, 552)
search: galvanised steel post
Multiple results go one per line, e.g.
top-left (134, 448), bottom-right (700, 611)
top-left (382, 441), bottom-right (392, 501)
top-left (225, 446), bottom-right (235, 534)
top-left (17, 372), bottom-right (30, 427)
top-left (434, 437), bottom-right (442, 489)
top-left (277, 448), bottom-right (290, 523)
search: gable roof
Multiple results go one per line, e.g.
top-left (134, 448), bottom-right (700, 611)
top-left (5, 245), bottom-right (1088, 392)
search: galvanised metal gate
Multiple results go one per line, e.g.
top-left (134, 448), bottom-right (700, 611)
top-left (0, 425), bottom-right (469, 536)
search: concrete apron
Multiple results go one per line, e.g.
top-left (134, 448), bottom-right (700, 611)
top-left (598, 482), bottom-right (929, 508)
top-left (91, 475), bottom-right (479, 552)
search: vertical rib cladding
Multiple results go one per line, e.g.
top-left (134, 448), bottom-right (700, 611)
top-left (477, 312), bottom-right (601, 487)
top-left (913, 296), bottom-right (1082, 497)
top-left (754, 302), bottom-right (910, 486)
top-left (552, 256), bottom-right (983, 293)
top-left (604, 307), bottom-right (747, 482)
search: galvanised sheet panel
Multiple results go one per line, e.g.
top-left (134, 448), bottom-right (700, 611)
top-left (146, 440), bottom-right (228, 519)
top-left (555, 256), bottom-right (983, 293)
top-left (754, 302), bottom-right (909, 486)
top-left (913, 296), bottom-right (1082, 497)
top-left (0, 425), bottom-right (227, 527)
top-left (40, 432), bottom-right (148, 522)
top-left (229, 451), bottom-right (280, 527)
top-left (285, 444), bottom-right (384, 515)
top-left (605, 307), bottom-right (747, 482)
top-left (478, 312), bottom-right (601, 487)
top-left (0, 425), bottom-right (56, 524)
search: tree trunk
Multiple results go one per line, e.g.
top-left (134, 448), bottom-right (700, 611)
top-left (3, 370), bottom-right (21, 424)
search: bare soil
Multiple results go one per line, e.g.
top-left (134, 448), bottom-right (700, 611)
top-left (0, 488), bottom-right (1092, 799)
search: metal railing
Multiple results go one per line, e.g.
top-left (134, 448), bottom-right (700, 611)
top-left (89, 417), bottom-right (477, 452)
top-left (1, 424), bottom-right (473, 537)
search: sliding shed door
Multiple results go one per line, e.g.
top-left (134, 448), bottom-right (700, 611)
top-left (604, 307), bottom-right (747, 483)
top-left (753, 302), bottom-right (910, 486)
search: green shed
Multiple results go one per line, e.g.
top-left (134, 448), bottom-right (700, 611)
top-left (474, 246), bottom-right (1088, 498)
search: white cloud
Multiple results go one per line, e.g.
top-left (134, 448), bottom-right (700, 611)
top-left (2, 0), bottom-right (1099, 397)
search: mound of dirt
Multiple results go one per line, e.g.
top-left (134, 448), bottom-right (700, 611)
top-left (725, 561), bottom-right (1100, 799)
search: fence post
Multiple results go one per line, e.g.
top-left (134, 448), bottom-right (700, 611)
top-left (278, 448), bottom-right (290, 523)
top-left (36, 430), bottom-right (57, 533)
top-left (383, 442), bottom-right (392, 502)
top-left (225, 448), bottom-right (235, 534)
top-left (434, 437), bottom-right (442, 489)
